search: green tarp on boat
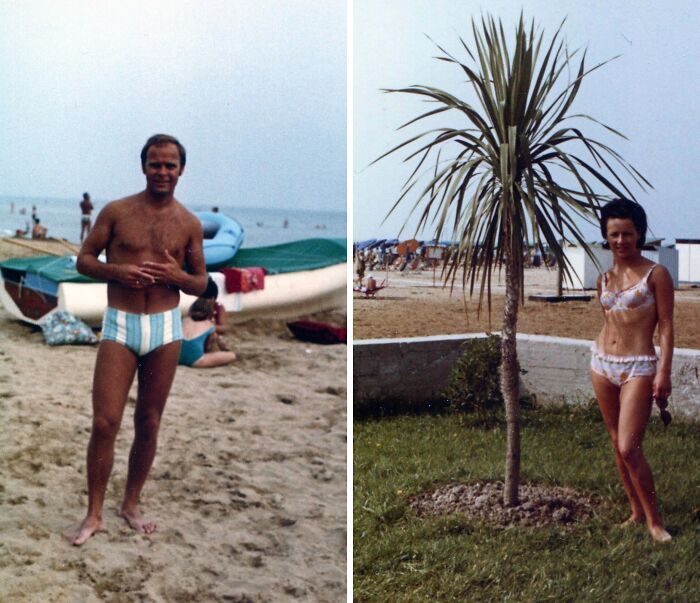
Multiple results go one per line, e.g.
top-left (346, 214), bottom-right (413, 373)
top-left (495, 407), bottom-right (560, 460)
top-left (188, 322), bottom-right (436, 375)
top-left (225, 238), bottom-right (346, 274)
top-left (0, 238), bottom-right (347, 282)
top-left (0, 255), bottom-right (96, 283)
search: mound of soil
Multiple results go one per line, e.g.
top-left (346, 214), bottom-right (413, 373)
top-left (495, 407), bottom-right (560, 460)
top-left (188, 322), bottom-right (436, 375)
top-left (410, 481), bottom-right (605, 528)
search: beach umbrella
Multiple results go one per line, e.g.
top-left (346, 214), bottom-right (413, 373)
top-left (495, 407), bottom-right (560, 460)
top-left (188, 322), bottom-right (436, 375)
top-left (354, 239), bottom-right (377, 250)
top-left (375, 14), bottom-right (650, 506)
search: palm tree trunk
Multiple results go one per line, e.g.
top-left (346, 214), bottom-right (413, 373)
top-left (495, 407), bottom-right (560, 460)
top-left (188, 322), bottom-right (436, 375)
top-left (501, 246), bottom-right (521, 507)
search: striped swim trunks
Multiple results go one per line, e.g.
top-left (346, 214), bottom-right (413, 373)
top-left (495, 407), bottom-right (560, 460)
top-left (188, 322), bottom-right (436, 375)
top-left (101, 307), bottom-right (183, 357)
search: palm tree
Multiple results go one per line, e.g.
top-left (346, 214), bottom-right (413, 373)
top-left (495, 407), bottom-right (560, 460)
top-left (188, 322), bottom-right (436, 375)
top-left (375, 14), bottom-right (650, 506)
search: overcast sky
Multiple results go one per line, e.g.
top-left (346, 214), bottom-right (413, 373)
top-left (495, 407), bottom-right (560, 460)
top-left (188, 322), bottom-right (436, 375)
top-left (0, 0), bottom-right (346, 212)
top-left (353, 0), bottom-right (700, 243)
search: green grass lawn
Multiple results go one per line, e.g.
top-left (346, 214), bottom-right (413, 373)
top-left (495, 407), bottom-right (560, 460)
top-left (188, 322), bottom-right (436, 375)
top-left (354, 405), bottom-right (700, 602)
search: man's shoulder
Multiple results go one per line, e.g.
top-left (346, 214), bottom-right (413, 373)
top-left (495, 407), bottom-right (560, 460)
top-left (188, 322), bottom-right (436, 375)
top-left (174, 201), bottom-right (203, 231)
top-left (95, 195), bottom-right (141, 220)
top-left (106, 194), bottom-right (140, 207)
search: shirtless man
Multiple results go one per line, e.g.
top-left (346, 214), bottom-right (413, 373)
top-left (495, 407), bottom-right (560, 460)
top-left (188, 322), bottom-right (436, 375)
top-left (80, 192), bottom-right (94, 243)
top-left (67, 134), bottom-right (207, 545)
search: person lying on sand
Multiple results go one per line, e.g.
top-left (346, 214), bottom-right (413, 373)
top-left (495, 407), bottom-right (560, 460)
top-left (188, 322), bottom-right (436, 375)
top-left (66, 134), bottom-right (207, 546)
top-left (179, 277), bottom-right (237, 368)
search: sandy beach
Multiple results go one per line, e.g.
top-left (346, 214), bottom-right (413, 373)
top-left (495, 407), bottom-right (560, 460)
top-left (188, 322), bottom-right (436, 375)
top-left (0, 241), bottom-right (347, 602)
top-left (354, 266), bottom-right (700, 349)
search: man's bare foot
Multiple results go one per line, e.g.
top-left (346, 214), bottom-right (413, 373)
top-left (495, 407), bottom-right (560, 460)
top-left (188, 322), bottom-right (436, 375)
top-left (64, 516), bottom-right (106, 546)
top-left (119, 507), bottom-right (157, 534)
top-left (619, 514), bottom-right (645, 528)
top-left (648, 525), bottom-right (672, 543)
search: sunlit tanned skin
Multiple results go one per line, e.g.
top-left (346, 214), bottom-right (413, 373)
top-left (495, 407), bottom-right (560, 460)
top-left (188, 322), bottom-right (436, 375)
top-left (592, 209), bottom-right (674, 544)
top-left (66, 137), bottom-right (207, 545)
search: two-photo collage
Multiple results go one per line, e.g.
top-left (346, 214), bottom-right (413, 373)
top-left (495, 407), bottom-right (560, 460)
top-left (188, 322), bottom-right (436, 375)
top-left (1, 1), bottom-right (700, 601)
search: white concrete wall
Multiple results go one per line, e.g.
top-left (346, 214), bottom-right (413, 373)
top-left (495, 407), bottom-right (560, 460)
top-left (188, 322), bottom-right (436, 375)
top-left (354, 334), bottom-right (700, 419)
top-left (642, 248), bottom-right (679, 288)
top-left (677, 243), bottom-right (700, 283)
top-left (562, 245), bottom-right (611, 290)
top-left (562, 245), bottom-right (679, 290)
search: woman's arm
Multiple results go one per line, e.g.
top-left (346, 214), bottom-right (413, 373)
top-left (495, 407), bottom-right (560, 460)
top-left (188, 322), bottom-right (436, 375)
top-left (652, 266), bottom-right (674, 400)
top-left (213, 302), bottom-right (228, 334)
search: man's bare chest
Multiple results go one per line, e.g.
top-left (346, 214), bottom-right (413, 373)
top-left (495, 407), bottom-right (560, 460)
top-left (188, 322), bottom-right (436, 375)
top-left (112, 213), bottom-right (189, 256)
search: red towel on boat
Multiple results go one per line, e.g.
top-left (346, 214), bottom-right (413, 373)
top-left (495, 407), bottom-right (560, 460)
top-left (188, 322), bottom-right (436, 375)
top-left (221, 267), bottom-right (266, 293)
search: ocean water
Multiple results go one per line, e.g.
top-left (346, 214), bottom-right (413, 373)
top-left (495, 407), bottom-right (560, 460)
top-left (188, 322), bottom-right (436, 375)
top-left (0, 195), bottom-right (346, 249)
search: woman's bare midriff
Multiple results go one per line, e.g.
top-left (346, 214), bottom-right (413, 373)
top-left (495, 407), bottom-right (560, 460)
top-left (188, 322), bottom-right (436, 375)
top-left (595, 303), bottom-right (658, 357)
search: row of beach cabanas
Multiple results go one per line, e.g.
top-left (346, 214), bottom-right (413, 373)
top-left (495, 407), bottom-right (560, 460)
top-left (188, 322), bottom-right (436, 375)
top-left (355, 238), bottom-right (700, 287)
top-left (564, 239), bottom-right (700, 289)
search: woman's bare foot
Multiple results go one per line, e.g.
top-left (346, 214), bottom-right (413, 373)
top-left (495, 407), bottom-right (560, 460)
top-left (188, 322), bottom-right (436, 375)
top-left (619, 514), bottom-right (645, 528)
top-left (648, 524), bottom-right (672, 543)
top-left (119, 507), bottom-right (156, 534)
top-left (64, 516), bottom-right (106, 546)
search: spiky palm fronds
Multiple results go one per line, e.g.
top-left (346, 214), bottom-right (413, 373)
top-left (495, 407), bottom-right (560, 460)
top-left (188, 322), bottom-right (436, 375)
top-left (376, 14), bottom-right (650, 311)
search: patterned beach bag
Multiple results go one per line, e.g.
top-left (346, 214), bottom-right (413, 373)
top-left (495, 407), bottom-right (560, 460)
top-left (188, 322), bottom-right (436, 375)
top-left (40, 311), bottom-right (98, 346)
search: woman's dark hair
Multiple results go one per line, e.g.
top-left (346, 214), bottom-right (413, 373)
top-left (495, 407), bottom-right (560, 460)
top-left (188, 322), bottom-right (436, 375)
top-left (140, 133), bottom-right (186, 168)
top-left (189, 298), bottom-right (214, 321)
top-left (202, 276), bottom-right (219, 299)
top-left (600, 198), bottom-right (647, 248)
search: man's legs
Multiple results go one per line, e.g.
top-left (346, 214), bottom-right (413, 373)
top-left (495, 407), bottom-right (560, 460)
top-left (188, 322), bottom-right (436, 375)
top-left (68, 341), bottom-right (138, 545)
top-left (120, 340), bottom-right (181, 533)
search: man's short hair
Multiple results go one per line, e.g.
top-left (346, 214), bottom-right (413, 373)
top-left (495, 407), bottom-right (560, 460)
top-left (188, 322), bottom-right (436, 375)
top-left (141, 134), bottom-right (186, 169)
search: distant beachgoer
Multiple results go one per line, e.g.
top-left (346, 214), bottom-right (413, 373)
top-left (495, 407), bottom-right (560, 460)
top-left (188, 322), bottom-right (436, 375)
top-left (31, 219), bottom-right (47, 239)
top-left (80, 192), bottom-right (94, 243)
top-left (31, 205), bottom-right (38, 225)
top-left (283, 218), bottom-right (289, 228)
top-left (67, 134), bottom-right (208, 546)
top-left (212, 206), bottom-right (219, 213)
top-left (179, 278), bottom-right (236, 368)
top-left (591, 198), bottom-right (673, 543)
top-left (355, 250), bottom-right (366, 285)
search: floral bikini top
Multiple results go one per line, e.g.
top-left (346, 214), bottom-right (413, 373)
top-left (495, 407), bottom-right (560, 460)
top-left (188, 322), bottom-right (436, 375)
top-left (599, 265), bottom-right (657, 312)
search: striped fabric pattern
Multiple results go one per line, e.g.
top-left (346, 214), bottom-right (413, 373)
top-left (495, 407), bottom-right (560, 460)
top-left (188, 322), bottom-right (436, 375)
top-left (101, 307), bottom-right (183, 356)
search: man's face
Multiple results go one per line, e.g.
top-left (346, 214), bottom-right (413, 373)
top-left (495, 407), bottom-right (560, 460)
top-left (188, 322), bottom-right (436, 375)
top-left (143, 143), bottom-right (184, 196)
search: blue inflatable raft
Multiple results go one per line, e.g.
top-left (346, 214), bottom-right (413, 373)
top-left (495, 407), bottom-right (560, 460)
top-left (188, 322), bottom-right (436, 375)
top-left (196, 211), bottom-right (245, 269)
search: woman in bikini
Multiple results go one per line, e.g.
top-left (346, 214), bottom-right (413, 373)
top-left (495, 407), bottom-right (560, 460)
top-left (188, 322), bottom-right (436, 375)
top-left (591, 198), bottom-right (674, 543)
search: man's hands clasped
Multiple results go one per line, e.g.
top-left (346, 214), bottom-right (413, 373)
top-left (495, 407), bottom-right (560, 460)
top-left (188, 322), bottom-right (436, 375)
top-left (119, 250), bottom-right (183, 289)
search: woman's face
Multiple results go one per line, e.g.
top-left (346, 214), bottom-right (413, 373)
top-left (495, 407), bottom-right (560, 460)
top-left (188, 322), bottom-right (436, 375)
top-left (605, 218), bottom-right (641, 256)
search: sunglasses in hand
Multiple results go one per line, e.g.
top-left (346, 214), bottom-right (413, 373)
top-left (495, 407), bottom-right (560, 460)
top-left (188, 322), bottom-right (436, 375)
top-left (655, 396), bottom-right (672, 428)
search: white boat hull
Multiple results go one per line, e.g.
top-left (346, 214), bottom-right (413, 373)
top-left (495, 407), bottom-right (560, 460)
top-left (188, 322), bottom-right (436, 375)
top-left (0, 263), bottom-right (347, 327)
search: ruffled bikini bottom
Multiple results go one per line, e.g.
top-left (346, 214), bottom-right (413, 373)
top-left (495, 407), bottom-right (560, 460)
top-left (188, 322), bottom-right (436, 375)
top-left (590, 345), bottom-right (657, 387)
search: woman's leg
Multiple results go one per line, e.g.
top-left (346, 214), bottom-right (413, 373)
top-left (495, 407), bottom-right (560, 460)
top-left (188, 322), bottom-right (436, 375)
top-left (591, 372), bottom-right (645, 524)
top-left (192, 351), bottom-right (237, 368)
top-left (617, 377), bottom-right (671, 542)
